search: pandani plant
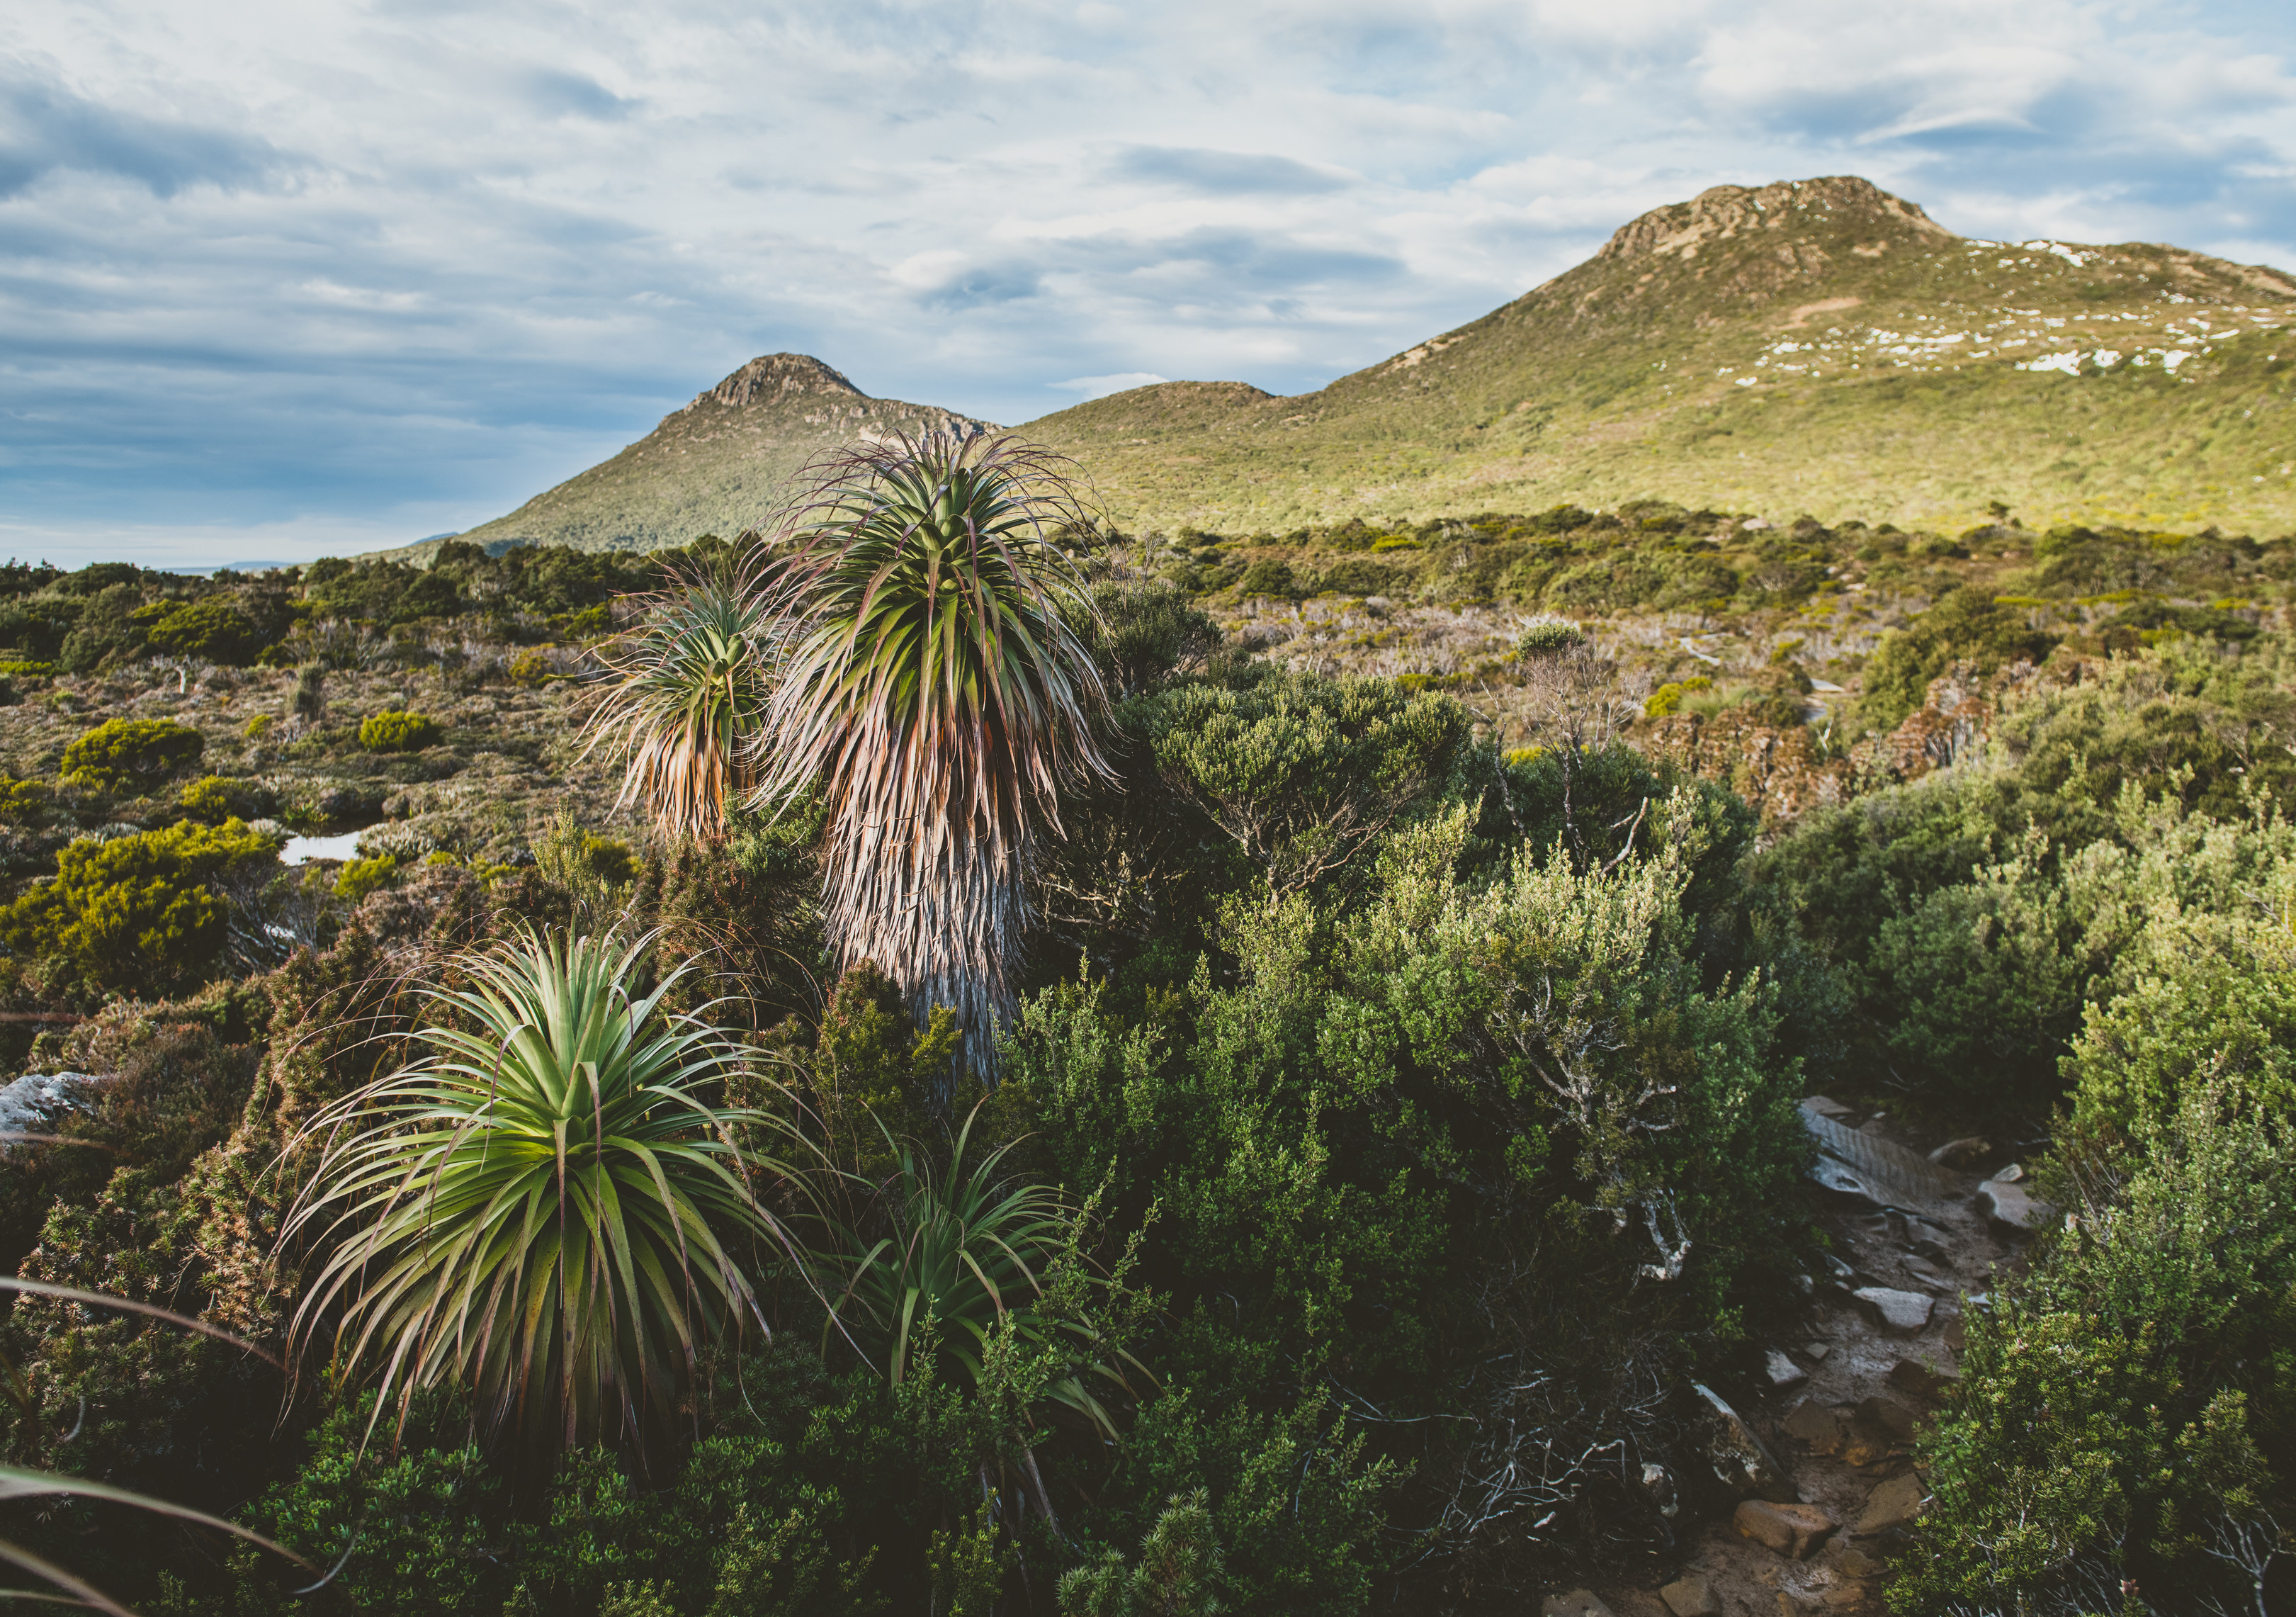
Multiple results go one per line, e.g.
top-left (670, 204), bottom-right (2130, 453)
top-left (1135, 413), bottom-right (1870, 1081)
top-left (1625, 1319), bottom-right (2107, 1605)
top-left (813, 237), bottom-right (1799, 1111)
top-left (582, 544), bottom-right (778, 843)
top-left (753, 431), bottom-right (1111, 1072)
top-left (280, 928), bottom-right (809, 1448)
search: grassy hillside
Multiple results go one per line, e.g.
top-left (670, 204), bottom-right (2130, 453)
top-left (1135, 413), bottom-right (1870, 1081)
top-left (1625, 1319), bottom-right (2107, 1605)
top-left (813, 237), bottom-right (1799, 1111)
top-left (1021, 176), bottom-right (2296, 538)
top-left (440, 354), bottom-right (995, 555)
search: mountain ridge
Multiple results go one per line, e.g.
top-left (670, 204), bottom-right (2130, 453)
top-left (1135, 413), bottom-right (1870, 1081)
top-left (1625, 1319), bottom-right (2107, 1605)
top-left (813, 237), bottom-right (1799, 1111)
top-left (420, 176), bottom-right (2296, 556)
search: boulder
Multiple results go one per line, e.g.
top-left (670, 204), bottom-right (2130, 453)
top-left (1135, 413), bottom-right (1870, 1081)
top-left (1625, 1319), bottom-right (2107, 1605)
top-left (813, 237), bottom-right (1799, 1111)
top-left (1691, 1382), bottom-right (1799, 1502)
top-left (1638, 1461), bottom-right (1680, 1520)
top-left (1978, 1178), bottom-right (2055, 1236)
top-left (1781, 1397), bottom-right (1843, 1454)
top-left (1733, 1499), bottom-right (1837, 1559)
top-left (1801, 1096), bottom-right (1855, 1119)
top-left (1927, 1136), bottom-right (1994, 1169)
top-left (1841, 1397), bottom-right (1918, 1466)
top-left (1990, 1162), bottom-right (2024, 1183)
top-left (1765, 1349), bottom-right (1809, 1389)
top-left (1851, 1287), bottom-right (1934, 1335)
top-left (1659, 1573), bottom-right (1723, 1616)
top-left (1855, 1472), bottom-right (1927, 1533)
top-left (1542, 1592), bottom-right (1616, 1617)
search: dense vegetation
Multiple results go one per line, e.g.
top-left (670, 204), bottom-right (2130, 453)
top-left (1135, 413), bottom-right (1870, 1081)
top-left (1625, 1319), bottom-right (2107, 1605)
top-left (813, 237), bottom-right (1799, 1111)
top-left (0, 459), bottom-right (2287, 1616)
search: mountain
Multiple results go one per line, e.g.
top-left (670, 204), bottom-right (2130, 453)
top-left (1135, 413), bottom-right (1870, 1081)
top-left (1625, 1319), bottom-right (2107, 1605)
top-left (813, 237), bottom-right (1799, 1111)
top-left (443, 355), bottom-right (997, 553)
top-left (1021, 175), bottom-right (2296, 536)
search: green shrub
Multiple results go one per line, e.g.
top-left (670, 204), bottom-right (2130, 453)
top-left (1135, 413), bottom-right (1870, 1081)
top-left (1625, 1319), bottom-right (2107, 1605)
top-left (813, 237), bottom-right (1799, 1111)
top-left (1514, 616), bottom-right (1587, 656)
top-left (0, 818), bottom-right (274, 990)
top-left (59, 716), bottom-right (206, 791)
top-left (138, 595), bottom-right (267, 665)
top-left (358, 709), bottom-right (441, 753)
top-left (176, 774), bottom-right (273, 823)
top-left (1642, 675), bottom-right (1710, 717)
top-left (1894, 1086), bottom-right (2296, 1614)
top-left (242, 713), bottom-right (274, 740)
top-left (1238, 558), bottom-right (1295, 598)
top-left (1855, 586), bottom-right (2058, 731)
top-left (332, 854), bottom-right (398, 904)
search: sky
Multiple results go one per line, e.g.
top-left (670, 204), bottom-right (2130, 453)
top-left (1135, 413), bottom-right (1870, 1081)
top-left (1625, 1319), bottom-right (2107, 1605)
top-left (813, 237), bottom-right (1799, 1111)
top-left (4, 0), bottom-right (2294, 568)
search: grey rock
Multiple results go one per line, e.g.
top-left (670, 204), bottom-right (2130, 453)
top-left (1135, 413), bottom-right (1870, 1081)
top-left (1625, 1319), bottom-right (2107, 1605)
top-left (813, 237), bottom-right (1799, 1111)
top-left (1782, 1397), bottom-right (1843, 1454)
top-left (1887, 1358), bottom-right (1959, 1400)
top-left (1691, 1382), bottom-right (1798, 1502)
top-left (1977, 1178), bottom-right (2056, 1236)
top-left (1802, 1108), bottom-right (1957, 1211)
top-left (1927, 1136), bottom-right (1994, 1169)
top-left (1989, 1162), bottom-right (2024, 1183)
top-left (1801, 1096), bottom-right (1855, 1119)
top-left (1852, 1287), bottom-right (1935, 1335)
top-left (1902, 1256), bottom-right (1955, 1292)
top-left (1855, 1396), bottom-right (1920, 1442)
top-left (1803, 1341), bottom-right (1832, 1361)
top-left (1541, 1591), bottom-right (1616, 1617)
top-left (1638, 1461), bottom-right (1680, 1519)
top-left (0, 1071), bottom-right (97, 1139)
top-left (1765, 1349), bottom-right (1809, 1389)
top-left (1659, 1572), bottom-right (1723, 1616)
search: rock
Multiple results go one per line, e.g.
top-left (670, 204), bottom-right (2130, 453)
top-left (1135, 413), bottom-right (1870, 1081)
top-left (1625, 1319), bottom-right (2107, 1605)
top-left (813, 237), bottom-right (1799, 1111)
top-left (1887, 1358), bottom-right (1959, 1399)
top-left (1639, 1461), bottom-right (1680, 1519)
top-left (1851, 1287), bottom-right (1934, 1335)
top-left (1978, 1178), bottom-right (2055, 1236)
top-left (1802, 1096), bottom-right (1855, 1119)
top-left (1902, 1256), bottom-right (1955, 1292)
top-left (1734, 1499), bottom-right (1837, 1559)
top-left (1910, 1234), bottom-right (1951, 1263)
top-left (1692, 1382), bottom-right (1799, 1502)
top-left (1804, 1341), bottom-right (1832, 1361)
top-left (1855, 1472), bottom-right (1927, 1533)
top-left (1841, 1397), bottom-right (1918, 1465)
top-left (1838, 1548), bottom-right (1883, 1579)
top-left (1782, 1397), bottom-right (1843, 1454)
top-left (1542, 1591), bottom-right (1616, 1617)
top-left (1659, 1573), bottom-right (1722, 1617)
top-left (1791, 1271), bottom-right (1816, 1298)
top-left (1855, 1397), bottom-right (1919, 1441)
top-left (1766, 1349), bottom-right (1809, 1389)
top-left (1989, 1162), bottom-right (2023, 1183)
top-left (1927, 1136), bottom-right (1994, 1168)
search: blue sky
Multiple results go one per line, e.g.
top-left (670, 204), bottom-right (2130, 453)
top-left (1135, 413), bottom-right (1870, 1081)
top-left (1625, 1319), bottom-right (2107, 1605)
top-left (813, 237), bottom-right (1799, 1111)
top-left (4, 0), bottom-right (2293, 567)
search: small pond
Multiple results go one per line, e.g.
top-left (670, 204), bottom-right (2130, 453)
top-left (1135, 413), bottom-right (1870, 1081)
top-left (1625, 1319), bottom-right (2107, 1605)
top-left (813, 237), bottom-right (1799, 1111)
top-left (279, 831), bottom-right (365, 865)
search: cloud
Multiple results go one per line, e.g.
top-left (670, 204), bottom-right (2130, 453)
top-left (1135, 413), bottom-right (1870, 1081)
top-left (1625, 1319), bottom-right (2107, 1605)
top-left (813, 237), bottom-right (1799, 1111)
top-left (0, 0), bottom-right (2290, 562)
top-left (1108, 145), bottom-right (1354, 195)
top-left (1048, 372), bottom-right (1170, 399)
top-left (0, 67), bottom-right (280, 197)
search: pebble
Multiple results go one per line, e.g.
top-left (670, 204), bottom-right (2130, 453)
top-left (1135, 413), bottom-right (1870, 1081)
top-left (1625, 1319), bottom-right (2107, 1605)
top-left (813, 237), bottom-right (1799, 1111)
top-left (1766, 1349), bottom-right (1809, 1389)
top-left (1734, 1499), bottom-right (1837, 1559)
top-left (1851, 1286), bottom-right (1935, 1335)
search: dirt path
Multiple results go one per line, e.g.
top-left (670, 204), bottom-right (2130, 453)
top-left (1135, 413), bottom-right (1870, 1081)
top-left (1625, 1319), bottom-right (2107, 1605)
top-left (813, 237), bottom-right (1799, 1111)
top-left (1565, 1098), bottom-right (2045, 1617)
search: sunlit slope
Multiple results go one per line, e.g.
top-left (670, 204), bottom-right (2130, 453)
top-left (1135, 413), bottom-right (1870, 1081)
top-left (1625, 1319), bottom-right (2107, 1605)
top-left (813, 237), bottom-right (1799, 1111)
top-left (1024, 176), bottom-right (2296, 536)
top-left (448, 355), bottom-right (995, 554)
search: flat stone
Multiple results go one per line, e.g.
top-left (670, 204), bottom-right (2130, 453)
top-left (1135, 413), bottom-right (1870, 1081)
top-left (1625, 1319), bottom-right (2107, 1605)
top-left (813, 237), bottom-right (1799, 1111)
top-left (1781, 1397), bottom-right (1843, 1454)
top-left (1801, 1095), bottom-right (1855, 1119)
top-left (1803, 1341), bottom-right (1832, 1361)
top-left (1659, 1573), bottom-right (1722, 1617)
top-left (1838, 1548), bottom-right (1883, 1579)
top-left (1851, 1287), bottom-right (1934, 1335)
top-left (1855, 1472), bottom-right (1927, 1533)
top-left (1887, 1358), bottom-right (1959, 1400)
top-left (1901, 1256), bottom-right (1955, 1292)
top-left (1927, 1136), bottom-right (1994, 1168)
top-left (1734, 1499), bottom-right (1837, 1560)
top-left (1855, 1396), bottom-right (1919, 1441)
top-left (1977, 1178), bottom-right (2055, 1236)
top-left (1989, 1162), bottom-right (2023, 1183)
top-left (1765, 1348), bottom-right (1809, 1389)
top-left (1542, 1591), bottom-right (1616, 1617)
top-left (1692, 1382), bottom-right (1799, 1502)
top-left (1841, 1397), bottom-right (1918, 1466)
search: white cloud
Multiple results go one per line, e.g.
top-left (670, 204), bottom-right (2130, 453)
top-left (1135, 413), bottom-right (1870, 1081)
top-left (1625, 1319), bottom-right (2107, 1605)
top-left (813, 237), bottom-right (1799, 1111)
top-left (0, 0), bottom-right (2290, 562)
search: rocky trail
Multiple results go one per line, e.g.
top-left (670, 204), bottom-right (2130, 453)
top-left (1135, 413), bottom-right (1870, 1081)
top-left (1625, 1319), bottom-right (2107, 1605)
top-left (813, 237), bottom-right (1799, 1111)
top-left (1551, 1098), bottom-right (2053, 1617)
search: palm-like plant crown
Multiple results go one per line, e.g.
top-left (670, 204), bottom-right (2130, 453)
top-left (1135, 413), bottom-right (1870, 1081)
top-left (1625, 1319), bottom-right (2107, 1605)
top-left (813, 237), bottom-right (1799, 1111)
top-left (754, 432), bottom-right (1110, 1068)
top-left (282, 929), bottom-right (801, 1446)
top-left (583, 551), bottom-right (776, 843)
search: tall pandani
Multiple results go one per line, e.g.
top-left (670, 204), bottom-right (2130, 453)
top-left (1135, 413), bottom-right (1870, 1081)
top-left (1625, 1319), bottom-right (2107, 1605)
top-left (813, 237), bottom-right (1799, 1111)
top-left (753, 431), bottom-right (1111, 1074)
top-left (583, 542), bottom-right (779, 844)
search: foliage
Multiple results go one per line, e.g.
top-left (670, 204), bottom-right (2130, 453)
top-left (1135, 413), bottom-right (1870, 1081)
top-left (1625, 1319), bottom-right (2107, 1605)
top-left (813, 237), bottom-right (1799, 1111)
top-left (0, 818), bottom-right (275, 991)
top-left (60, 716), bottom-right (206, 790)
top-left (583, 555), bottom-right (777, 843)
top-left (1855, 585), bottom-right (2058, 731)
top-left (821, 1104), bottom-right (1147, 1438)
top-left (358, 709), bottom-right (442, 752)
top-left (333, 854), bottom-right (399, 904)
top-left (140, 595), bottom-right (271, 665)
top-left (1059, 1489), bottom-right (1223, 1617)
top-left (756, 431), bottom-right (1112, 1070)
top-left (1893, 1084), bottom-right (2296, 1615)
top-left (281, 929), bottom-right (808, 1445)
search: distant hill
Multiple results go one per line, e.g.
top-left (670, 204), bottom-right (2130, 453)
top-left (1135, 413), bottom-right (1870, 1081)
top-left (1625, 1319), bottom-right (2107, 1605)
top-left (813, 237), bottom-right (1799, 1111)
top-left (1020, 175), bottom-right (2296, 537)
top-left (438, 355), bottom-right (996, 555)
top-left (432, 177), bottom-right (2296, 558)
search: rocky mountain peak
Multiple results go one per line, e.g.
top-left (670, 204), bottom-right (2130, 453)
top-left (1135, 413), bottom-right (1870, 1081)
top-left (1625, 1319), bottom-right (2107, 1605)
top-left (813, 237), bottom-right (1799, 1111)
top-left (1596, 176), bottom-right (1955, 266)
top-left (689, 353), bottom-right (868, 412)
